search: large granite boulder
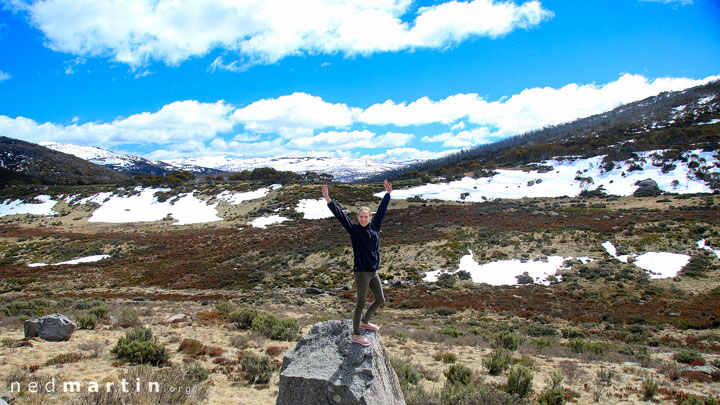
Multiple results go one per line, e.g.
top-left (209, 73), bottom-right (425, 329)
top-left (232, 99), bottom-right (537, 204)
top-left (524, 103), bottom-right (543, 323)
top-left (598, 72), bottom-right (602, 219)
top-left (634, 178), bottom-right (661, 197)
top-left (276, 320), bottom-right (405, 405)
top-left (24, 313), bottom-right (77, 341)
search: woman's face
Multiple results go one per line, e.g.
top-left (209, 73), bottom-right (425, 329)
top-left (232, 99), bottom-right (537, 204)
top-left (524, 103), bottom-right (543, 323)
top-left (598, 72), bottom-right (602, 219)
top-left (357, 211), bottom-right (370, 227)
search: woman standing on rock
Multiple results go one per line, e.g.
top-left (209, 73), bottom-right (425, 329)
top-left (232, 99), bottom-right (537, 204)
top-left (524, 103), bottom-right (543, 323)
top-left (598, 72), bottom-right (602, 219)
top-left (322, 180), bottom-right (392, 346)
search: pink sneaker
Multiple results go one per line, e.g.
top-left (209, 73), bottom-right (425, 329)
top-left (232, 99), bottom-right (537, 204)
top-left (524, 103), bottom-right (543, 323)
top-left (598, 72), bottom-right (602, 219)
top-left (360, 322), bottom-right (380, 331)
top-left (352, 336), bottom-right (370, 346)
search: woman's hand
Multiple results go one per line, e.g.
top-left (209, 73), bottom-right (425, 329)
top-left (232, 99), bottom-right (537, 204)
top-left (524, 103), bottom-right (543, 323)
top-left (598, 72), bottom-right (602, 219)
top-left (321, 185), bottom-right (331, 203)
top-left (384, 179), bottom-right (392, 194)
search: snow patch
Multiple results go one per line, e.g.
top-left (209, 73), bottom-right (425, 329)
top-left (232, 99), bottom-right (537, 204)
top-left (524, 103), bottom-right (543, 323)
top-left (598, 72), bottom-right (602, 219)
top-left (248, 215), bottom-right (289, 229)
top-left (296, 199), bottom-right (333, 219)
top-left (28, 254), bottom-right (110, 267)
top-left (0, 195), bottom-right (58, 217)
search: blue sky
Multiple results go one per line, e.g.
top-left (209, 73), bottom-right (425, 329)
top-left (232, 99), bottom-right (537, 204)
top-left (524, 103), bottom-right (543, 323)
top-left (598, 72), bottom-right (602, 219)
top-left (0, 0), bottom-right (718, 162)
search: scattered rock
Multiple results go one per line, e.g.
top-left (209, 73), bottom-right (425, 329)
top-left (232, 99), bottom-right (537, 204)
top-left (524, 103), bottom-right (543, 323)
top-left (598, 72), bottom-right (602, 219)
top-left (305, 287), bottom-right (325, 295)
top-left (547, 211), bottom-right (559, 216)
top-left (166, 313), bottom-right (186, 323)
top-left (515, 272), bottom-right (534, 285)
top-left (24, 313), bottom-right (76, 342)
top-left (1, 390), bottom-right (16, 405)
top-left (532, 211), bottom-right (546, 215)
top-left (277, 320), bottom-right (404, 405)
top-left (109, 315), bottom-right (118, 324)
top-left (634, 178), bottom-right (661, 197)
top-left (341, 284), bottom-right (352, 291)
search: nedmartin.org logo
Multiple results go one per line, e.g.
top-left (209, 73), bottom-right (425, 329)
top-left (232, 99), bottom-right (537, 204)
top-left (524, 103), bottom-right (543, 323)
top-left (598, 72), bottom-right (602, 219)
top-left (6, 377), bottom-right (195, 395)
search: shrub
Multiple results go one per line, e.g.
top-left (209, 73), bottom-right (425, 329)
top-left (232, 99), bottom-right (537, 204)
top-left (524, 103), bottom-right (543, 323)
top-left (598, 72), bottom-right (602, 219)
top-left (444, 364), bottom-right (473, 386)
top-left (681, 254), bottom-right (712, 278)
top-left (228, 307), bottom-right (258, 329)
top-left (178, 339), bottom-right (207, 356)
top-left (215, 300), bottom-right (238, 317)
top-left (675, 349), bottom-right (705, 365)
top-left (117, 308), bottom-right (141, 327)
top-left (391, 357), bottom-right (422, 387)
top-left (433, 307), bottom-right (458, 316)
top-left (241, 352), bottom-right (278, 384)
top-left (494, 332), bottom-right (519, 351)
top-left (88, 305), bottom-right (109, 319)
top-left (45, 352), bottom-right (85, 366)
top-left (596, 368), bottom-right (614, 385)
top-left (436, 273), bottom-right (456, 288)
top-left (532, 338), bottom-right (552, 349)
top-left (482, 348), bottom-right (511, 376)
top-left (505, 366), bottom-right (533, 398)
top-left (111, 327), bottom-right (168, 366)
top-left (439, 325), bottom-right (464, 338)
top-left (433, 352), bottom-right (457, 364)
top-left (184, 362), bottom-right (210, 382)
top-left (251, 313), bottom-right (300, 341)
top-left (537, 371), bottom-right (564, 405)
top-left (77, 313), bottom-right (98, 329)
top-left (642, 376), bottom-right (658, 400)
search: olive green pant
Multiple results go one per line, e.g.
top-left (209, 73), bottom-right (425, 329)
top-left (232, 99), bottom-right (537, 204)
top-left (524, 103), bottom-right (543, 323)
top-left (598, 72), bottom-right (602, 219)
top-left (353, 271), bottom-right (386, 335)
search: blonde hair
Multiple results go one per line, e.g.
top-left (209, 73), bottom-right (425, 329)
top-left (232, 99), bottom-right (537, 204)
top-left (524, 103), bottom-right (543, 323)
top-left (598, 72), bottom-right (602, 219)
top-left (358, 206), bottom-right (371, 216)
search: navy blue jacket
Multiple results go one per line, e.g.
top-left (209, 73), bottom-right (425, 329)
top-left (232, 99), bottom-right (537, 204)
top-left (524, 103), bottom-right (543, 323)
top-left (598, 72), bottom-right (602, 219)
top-left (327, 193), bottom-right (391, 272)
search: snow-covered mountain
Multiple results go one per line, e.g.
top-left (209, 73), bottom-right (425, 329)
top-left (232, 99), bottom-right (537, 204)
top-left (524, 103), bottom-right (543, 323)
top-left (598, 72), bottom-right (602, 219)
top-left (163, 155), bottom-right (421, 182)
top-left (40, 142), bottom-right (219, 176)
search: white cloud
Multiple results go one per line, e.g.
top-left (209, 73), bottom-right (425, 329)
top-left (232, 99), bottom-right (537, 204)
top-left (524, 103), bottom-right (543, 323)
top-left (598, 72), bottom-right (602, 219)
top-left (0, 70), bottom-right (10, 81)
top-left (12, 0), bottom-right (553, 68)
top-left (0, 100), bottom-right (234, 148)
top-left (363, 74), bottom-right (719, 144)
top-left (232, 92), bottom-right (358, 138)
top-left (287, 130), bottom-right (413, 150)
top-left (422, 127), bottom-right (493, 148)
top-left (63, 57), bottom-right (85, 75)
top-left (638, 0), bottom-right (692, 5)
top-left (359, 94), bottom-right (485, 126)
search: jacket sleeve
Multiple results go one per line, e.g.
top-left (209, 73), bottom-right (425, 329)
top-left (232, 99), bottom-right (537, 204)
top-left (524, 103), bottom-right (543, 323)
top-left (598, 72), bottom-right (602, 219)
top-left (371, 193), bottom-right (391, 230)
top-left (327, 199), bottom-right (354, 234)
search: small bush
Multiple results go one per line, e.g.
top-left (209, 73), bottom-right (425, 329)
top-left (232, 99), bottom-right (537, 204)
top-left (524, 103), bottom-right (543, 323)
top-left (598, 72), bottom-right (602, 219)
top-left (433, 307), bottom-right (458, 316)
top-left (241, 352), bottom-right (279, 384)
top-left (444, 363), bottom-right (473, 386)
top-left (439, 325), bottom-right (464, 338)
top-left (432, 351), bottom-right (457, 364)
top-left (184, 362), bottom-right (210, 382)
top-left (483, 348), bottom-right (511, 376)
top-left (537, 371), bottom-right (564, 405)
top-left (251, 313), bottom-right (300, 341)
top-left (494, 331), bottom-right (519, 351)
top-left (391, 357), bottom-right (422, 387)
top-left (675, 349), bottom-right (705, 365)
top-left (215, 300), bottom-right (238, 317)
top-left (77, 313), bottom-right (98, 329)
top-left (228, 307), bottom-right (258, 329)
top-left (436, 273), bottom-right (456, 288)
top-left (532, 338), bottom-right (552, 349)
top-left (117, 307), bottom-right (141, 327)
top-left (681, 254), bottom-right (712, 278)
top-left (111, 327), bottom-right (168, 366)
top-left (596, 368), bottom-right (614, 385)
top-left (45, 352), bottom-right (85, 366)
top-left (178, 339), bottom-right (207, 356)
top-left (505, 366), bottom-right (533, 398)
top-left (642, 376), bottom-right (658, 400)
top-left (88, 305), bottom-right (109, 319)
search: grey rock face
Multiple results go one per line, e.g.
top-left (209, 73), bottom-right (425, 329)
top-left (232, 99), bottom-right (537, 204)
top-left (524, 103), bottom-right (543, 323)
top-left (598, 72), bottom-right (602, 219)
top-left (23, 313), bottom-right (76, 341)
top-left (634, 178), bottom-right (661, 196)
top-left (277, 320), bottom-right (405, 405)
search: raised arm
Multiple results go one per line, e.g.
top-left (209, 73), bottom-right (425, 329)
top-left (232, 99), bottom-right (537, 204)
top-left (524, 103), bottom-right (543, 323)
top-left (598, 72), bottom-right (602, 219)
top-left (323, 185), bottom-right (354, 234)
top-left (371, 180), bottom-right (392, 230)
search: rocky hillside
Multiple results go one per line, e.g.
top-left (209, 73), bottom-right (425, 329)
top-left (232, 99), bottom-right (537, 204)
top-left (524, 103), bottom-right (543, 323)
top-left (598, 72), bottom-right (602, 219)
top-left (374, 80), bottom-right (720, 182)
top-left (0, 137), bottom-right (128, 186)
top-left (40, 142), bottom-right (221, 177)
